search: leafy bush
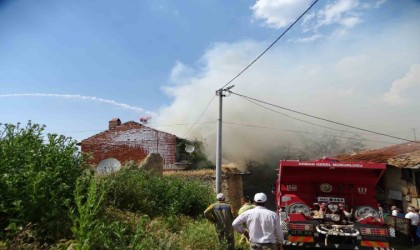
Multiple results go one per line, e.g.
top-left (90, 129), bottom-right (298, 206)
top-left (177, 139), bottom-right (215, 169)
top-left (104, 169), bottom-right (213, 218)
top-left (0, 122), bottom-right (86, 242)
top-left (69, 173), bottom-right (106, 249)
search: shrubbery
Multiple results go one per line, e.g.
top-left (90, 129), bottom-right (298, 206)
top-left (0, 122), bottom-right (86, 242)
top-left (104, 169), bottom-right (213, 218)
top-left (0, 122), bottom-right (222, 249)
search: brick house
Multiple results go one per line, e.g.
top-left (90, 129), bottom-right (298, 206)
top-left (80, 118), bottom-right (190, 170)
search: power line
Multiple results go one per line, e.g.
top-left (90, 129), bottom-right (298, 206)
top-left (385, 127), bottom-right (420, 135)
top-left (238, 94), bottom-right (374, 136)
top-left (223, 121), bottom-right (397, 145)
top-left (154, 121), bottom-right (215, 128)
top-left (230, 91), bottom-right (419, 143)
top-left (220, 0), bottom-right (319, 90)
top-left (182, 96), bottom-right (216, 138)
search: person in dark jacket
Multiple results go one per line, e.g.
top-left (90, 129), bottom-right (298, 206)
top-left (204, 193), bottom-right (235, 250)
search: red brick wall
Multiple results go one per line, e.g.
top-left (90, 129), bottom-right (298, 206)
top-left (81, 122), bottom-right (177, 168)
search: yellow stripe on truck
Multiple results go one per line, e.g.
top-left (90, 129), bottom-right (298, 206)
top-left (360, 240), bottom-right (389, 248)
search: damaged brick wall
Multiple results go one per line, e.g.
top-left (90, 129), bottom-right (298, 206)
top-left (81, 121), bottom-right (177, 168)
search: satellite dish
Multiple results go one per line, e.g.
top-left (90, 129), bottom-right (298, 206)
top-left (185, 145), bottom-right (195, 153)
top-left (97, 158), bottom-right (121, 174)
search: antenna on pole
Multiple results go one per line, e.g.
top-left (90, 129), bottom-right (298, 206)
top-left (215, 85), bottom-right (234, 194)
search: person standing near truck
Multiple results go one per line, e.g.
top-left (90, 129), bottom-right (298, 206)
top-left (238, 196), bottom-right (255, 215)
top-left (232, 193), bottom-right (284, 250)
top-left (204, 193), bottom-right (235, 250)
top-left (238, 196), bottom-right (256, 244)
top-left (405, 206), bottom-right (420, 245)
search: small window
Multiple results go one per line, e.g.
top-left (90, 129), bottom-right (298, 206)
top-left (401, 169), bottom-right (413, 183)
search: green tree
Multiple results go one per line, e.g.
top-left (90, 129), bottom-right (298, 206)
top-left (0, 122), bottom-right (86, 241)
top-left (177, 138), bottom-right (214, 169)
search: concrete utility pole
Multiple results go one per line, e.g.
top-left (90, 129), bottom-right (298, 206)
top-left (215, 85), bottom-right (234, 194)
top-left (414, 128), bottom-right (417, 141)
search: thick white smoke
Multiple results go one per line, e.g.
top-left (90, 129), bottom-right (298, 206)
top-left (156, 11), bottom-right (420, 163)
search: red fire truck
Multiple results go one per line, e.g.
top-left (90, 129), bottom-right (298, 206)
top-left (275, 158), bottom-right (395, 249)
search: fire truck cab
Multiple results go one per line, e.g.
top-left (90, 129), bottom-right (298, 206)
top-left (275, 158), bottom-right (395, 249)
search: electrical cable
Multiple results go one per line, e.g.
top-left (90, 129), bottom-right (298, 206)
top-left (153, 121), bottom-right (215, 128)
top-left (238, 94), bottom-right (373, 136)
top-left (182, 95), bottom-right (216, 138)
top-left (219, 0), bottom-right (319, 90)
top-left (223, 121), bottom-right (397, 145)
top-left (230, 91), bottom-right (419, 143)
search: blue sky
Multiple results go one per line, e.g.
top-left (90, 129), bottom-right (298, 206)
top-left (1, 0), bottom-right (420, 161)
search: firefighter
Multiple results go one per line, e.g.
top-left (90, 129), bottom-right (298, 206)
top-left (311, 202), bottom-right (322, 218)
top-left (238, 196), bottom-right (255, 215)
top-left (319, 202), bottom-right (327, 217)
top-left (238, 196), bottom-right (256, 244)
top-left (204, 193), bottom-right (235, 250)
top-left (338, 203), bottom-right (352, 224)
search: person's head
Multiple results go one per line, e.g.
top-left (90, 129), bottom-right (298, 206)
top-left (254, 193), bottom-right (267, 206)
top-left (241, 196), bottom-right (251, 205)
top-left (216, 193), bottom-right (225, 201)
top-left (407, 206), bottom-right (414, 212)
top-left (391, 206), bottom-right (397, 210)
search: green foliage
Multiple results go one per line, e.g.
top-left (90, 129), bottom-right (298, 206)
top-left (177, 138), bottom-right (215, 169)
top-left (83, 214), bottom-right (231, 250)
top-left (87, 215), bottom-right (161, 250)
top-left (104, 169), bottom-right (213, 218)
top-left (177, 218), bottom-right (220, 249)
top-left (65, 210), bottom-right (180, 250)
top-left (0, 122), bottom-right (86, 241)
top-left (68, 173), bottom-right (106, 249)
top-left (0, 121), bottom-right (240, 249)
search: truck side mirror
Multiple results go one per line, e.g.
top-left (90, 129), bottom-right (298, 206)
top-left (271, 183), bottom-right (276, 194)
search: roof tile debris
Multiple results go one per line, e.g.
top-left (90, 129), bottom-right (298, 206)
top-left (335, 142), bottom-right (420, 168)
top-left (387, 150), bottom-right (420, 169)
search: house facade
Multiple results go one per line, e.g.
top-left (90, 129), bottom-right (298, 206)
top-left (387, 151), bottom-right (420, 209)
top-left (80, 118), bottom-right (188, 170)
top-left (335, 143), bottom-right (420, 211)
